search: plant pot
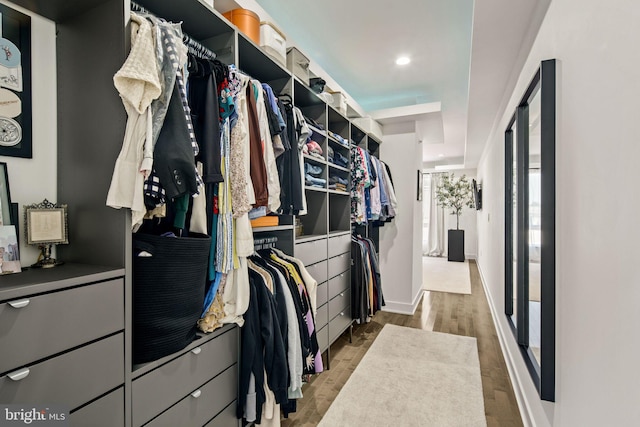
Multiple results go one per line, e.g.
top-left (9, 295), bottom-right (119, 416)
top-left (448, 229), bottom-right (465, 262)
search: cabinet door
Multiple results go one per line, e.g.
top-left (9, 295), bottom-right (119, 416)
top-left (145, 366), bottom-right (237, 427)
top-left (315, 303), bottom-right (328, 329)
top-left (328, 252), bottom-right (350, 279)
top-left (204, 401), bottom-right (240, 427)
top-left (329, 306), bottom-right (353, 344)
top-left (304, 260), bottom-right (327, 284)
top-left (132, 328), bottom-right (238, 426)
top-left (0, 279), bottom-right (124, 374)
top-left (0, 334), bottom-right (124, 410)
top-left (328, 271), bottom-right (349, 299)
top-left (70, 387), bottom-right (124, 427)
top-left (329, 289), bottom-right (350, 321)
top-left (295, 239), bottom-right (327, 266)
top-left (328, 234), bottom-right (350, 258)
top-left (316, 281), bottom-right (328, 307)
top-left (316, 325), bottom-right (329, 353)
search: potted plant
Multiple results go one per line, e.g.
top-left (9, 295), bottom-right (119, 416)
top-left (435, 172), bottom-right (475, 262)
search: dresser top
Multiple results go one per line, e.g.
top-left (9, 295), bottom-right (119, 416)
top-left (0, 263), bottom-right (125, 301)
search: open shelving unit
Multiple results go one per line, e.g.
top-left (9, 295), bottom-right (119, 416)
top-left (0, 0), bottom-right (385, 424)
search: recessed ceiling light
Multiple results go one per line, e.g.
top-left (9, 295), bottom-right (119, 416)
top-left (396, 56), bottom-right (411, 66)
top-left (438, 153), bottom-right (445, 157)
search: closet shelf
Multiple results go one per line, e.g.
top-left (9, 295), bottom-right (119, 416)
top-left (328, 163), bottom-right (349, 173)
top-left (303, 154), bottom-right (327, 165)
top-left (327, 189), bottom-right (349, 196)
top-left (252, 225), bottom-right (294, 232)
top-left (295, 234), bottom-right (327, 243)
top-left (305, 185), bottom-right (326, 193)
top-left (328, 230), bottom-right (351, 238)
top-left (237, 33), bottom-right (291, 82)
top-left (327, 134), bottom-right (349, 149)
top-left (307, 123), bottom-right (327, 137)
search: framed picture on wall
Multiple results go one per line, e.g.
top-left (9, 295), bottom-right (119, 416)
top-left (0, 162), bottom-right (12, 225)
top-left (0, 4), bottom-right (31, 158)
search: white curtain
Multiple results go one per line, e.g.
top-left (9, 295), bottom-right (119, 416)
top-left (424, 173), bottom-right (445, 257)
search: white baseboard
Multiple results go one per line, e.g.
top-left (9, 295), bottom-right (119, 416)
top-left (382, 290), bottom-right (424, 315)
top-left (476, 262), bottom-right (534, 427)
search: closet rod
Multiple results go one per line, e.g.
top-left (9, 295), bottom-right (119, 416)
top-left (254, 236), bottom-right (278, 251)
top-left (130, 1), bottom-right (217, 60)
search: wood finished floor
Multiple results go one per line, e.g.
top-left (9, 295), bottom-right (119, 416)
top-left (281, 260), bottom-right (523, 427)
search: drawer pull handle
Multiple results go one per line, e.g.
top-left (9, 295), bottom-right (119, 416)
top-left (7, 368), bottom-right (30, 381)
top-left (191, 347), bottom-right (202, 355)
top-left (191, 390), bottom-right (202, 399)
top-left (8, 299), bottom-right (30, 309)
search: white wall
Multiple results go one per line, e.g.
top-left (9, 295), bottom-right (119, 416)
top-left (476, 0), bottom-right (640, 425)
top-left (379, 131), bottom-right (423, 314)
top-left (0, 1), bottom-right (56, 266)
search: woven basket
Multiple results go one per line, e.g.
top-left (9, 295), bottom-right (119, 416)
top-left (132, 232), bottom-right (211, 364)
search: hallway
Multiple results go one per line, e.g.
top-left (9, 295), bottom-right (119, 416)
top-left (281, 260), bottom-right (523, 426)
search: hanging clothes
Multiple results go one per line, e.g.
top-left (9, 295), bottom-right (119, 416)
top-left (277, 98), bottom-right (304, 215)
top-left (107, 13), bottom-right (161, 229)
top-left (246, 82), bottom-right (269, 207)
top-left (351, 235), bottom-right (385, 324)
top-left (238, 248), bottom-right (323, 425)
top-left (350, 145), bottom-right (369, 225)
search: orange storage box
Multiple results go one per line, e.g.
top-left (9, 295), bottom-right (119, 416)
top-left (223, 8), bottom-right (260, 45)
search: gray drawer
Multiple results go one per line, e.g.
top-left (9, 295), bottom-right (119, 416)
top-left (304, 259), bottom-right (327, 284)
top-left (0, 333), bottom-right (124, 410)
top-left (329, 289), bottom-right (350, 321)
top-left (315, 303), bottom-right (328, 329)
top-left (132, 327), bottom-right (238, 426)
top-left (316, 325), bottom-right (329, 353)
top-left (0, 279), bottom-right (124, 374)
top-left (71, 387), bottom-right (124, 427)
top-left (328, 234), bottom-right (351, 258)
top-left (317, 281), bottom-right (328, 307)
top-left (146, 365), bottom-right (237, 427)
top-left (329, 306), bottom-right (352, 344)
top-left (204, 401), bottom-right (240, 427)
top-left (328, 252), bottom-right (350, 279)
top-left (295, 238), bottom-right (327, 266)
top-left (328, 271), bottom-right (349, 299)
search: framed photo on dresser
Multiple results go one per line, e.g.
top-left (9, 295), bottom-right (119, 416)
top-left (0, 162), bottom-right (12, 225)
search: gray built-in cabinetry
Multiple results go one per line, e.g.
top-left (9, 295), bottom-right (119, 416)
top-left (0, 0), bottom-right (382, 425)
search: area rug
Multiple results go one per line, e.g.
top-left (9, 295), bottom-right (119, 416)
top-left (422, 256), bottom-right (472, 295)
top-left (318, 324), bottom-right (486, 427)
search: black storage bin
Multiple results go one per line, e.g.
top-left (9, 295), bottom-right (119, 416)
top-left (132, 232), bottom-right (211, 364)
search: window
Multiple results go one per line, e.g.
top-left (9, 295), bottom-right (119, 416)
top-left (504, 59), bottom-right (556, 401)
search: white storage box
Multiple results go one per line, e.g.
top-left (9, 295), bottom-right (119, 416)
top-left (260, 21), bottom-right (286, 66)
top-left (286, 47), bottom-right (310, 85)
top-left (329, 91), bottom-right (347, 115)
top-left (353, 116), bottom-right (383, 141)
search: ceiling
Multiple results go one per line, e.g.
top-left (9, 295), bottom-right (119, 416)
top-left (218, 0), bottom-right (551, 169)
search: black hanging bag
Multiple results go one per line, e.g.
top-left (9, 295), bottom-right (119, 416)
top-left (132, 232), bottom-right (211, 364)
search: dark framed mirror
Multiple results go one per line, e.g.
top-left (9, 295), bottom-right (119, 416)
top-left (504, 59), bottom-right (556, 401)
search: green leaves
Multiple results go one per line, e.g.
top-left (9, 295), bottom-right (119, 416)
top-left (434, 172), bottom-right (474, 229)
